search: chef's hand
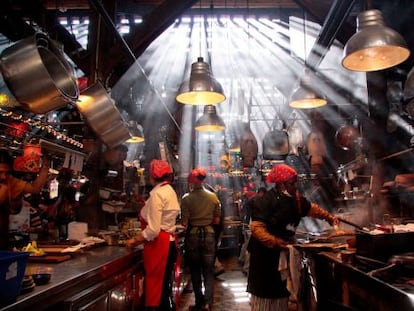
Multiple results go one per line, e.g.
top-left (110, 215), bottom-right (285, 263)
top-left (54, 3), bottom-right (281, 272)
top-left (125, 233), bottom-right (145, 249)
top-left (328, 215), bottom-right (340, 228)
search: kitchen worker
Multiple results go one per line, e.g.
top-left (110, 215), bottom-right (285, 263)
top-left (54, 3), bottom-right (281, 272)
top-left (126, 159), bottom-right (180, 311)
top-left (0, 149), bottom-right (50, 250)
top-left (181, 168), bottom-right (221, 311)
top-left (247, 163), bottom-right (339, 311)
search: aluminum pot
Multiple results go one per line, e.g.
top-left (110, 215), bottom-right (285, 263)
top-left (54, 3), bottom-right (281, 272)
top-left (100, 121), bottom-right (131, 149)
top-left (0, 33), bottom-right (79, 114)
top-left (76, 82), bottom-right (126, 135)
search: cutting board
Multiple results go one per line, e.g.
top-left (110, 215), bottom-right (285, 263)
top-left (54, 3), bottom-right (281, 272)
top-left (28, 254), bottom-right (71, 263)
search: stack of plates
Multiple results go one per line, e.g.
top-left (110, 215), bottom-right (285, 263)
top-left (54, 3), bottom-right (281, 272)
top-left (20, 275), bottom-right (35, 294)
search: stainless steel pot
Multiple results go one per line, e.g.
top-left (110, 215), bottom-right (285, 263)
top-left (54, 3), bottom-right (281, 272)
top-left (100, 121), bottom-right (131, 149)
top-left (76, 82), bottom-right (126, 134)
top-left (0, 33), bottom-right (79, 114)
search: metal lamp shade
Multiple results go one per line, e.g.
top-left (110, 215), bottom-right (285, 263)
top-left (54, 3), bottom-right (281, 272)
top-left (342, 9), bottom-right (410, 72)
top-left (176, 57), bottom-right (226, 105)
top-left (195, 105), bottom-right (226, 132)
top-left (289, 85), bottom-right (327, 109)
top-left (289, 71), bottom-right (327, 109)
top-left (126, 120), bottom-right (144, 143)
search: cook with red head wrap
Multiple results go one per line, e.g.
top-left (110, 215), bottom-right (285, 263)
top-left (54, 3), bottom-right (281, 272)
top-left (247, 163), bottom-right (338, 310)
top-left (126, 159), bottom-right (180, 310)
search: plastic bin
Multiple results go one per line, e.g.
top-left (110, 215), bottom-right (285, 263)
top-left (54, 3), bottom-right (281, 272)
top-left (0, 251), bottom-right (30, 307)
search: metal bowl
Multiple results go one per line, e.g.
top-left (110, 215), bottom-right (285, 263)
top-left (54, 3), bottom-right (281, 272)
top-left (31, 273), bottom-right (51, 285)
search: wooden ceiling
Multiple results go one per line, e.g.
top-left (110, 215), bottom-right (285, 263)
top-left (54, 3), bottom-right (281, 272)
top-left (0, 0), bottom-right (345, 86)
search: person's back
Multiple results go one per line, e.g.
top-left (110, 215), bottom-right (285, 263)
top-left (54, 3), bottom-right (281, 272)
top-left (181, 168), bottom-right (221, 311)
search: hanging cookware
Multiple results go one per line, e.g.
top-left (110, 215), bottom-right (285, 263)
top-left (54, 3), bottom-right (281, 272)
top-left (306, 130), bottom-right (327, 156)
top-left (76, 82), bottom-right (129, 146)
top-left (240, 124), bottom-right (258, 167)
top-left (0, 32), bottom-right (79, 114)
top-left (99, 121), bottom-right (131, 149)
top-left (335, 125), bottom-right (360, 151)
top-left (286, 119), bottom-right (304, 156)
top-left (262, 129), bottom-right (289, 160)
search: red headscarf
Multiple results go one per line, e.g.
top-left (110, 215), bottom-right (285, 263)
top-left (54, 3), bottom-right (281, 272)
top-left (266, 164), bottom-right (297, 183)
top-left (188, 168), bottom-right (207, 184)
top-left (150, 159), bottom-right (172, 179)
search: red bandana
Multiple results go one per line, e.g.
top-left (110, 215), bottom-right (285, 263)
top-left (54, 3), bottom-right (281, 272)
top-left (266, 164), bottom-right (297, 183)
top-left (150, 159), bottom-right (172, 179)
top-left (188, 168), bottom-right (207, 184)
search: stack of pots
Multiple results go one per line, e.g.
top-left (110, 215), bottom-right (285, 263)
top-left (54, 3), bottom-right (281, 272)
top-left (0, 32), bottom-right (79, 114)
top-left (76, 82), bottom-right (131, 149)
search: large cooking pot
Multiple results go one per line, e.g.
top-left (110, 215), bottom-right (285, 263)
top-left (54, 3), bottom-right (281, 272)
top-left (0, 32), bottom-right (79, 114)
top-left (77, 82), bottom-right (126, 134)
top-left (100, 121), bottom-right (131, 149)
top-left (262, 129), bottom-right (289, 160)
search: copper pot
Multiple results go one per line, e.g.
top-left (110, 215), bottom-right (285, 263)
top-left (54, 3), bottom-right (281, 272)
top-left (0, 33), bottom-right (79, 114)
top-left (335, 125), bottom-right (360, 150)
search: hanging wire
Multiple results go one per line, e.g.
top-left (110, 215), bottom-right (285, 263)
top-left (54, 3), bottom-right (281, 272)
top-left (199, 0), bottom-right (202, 57)
top-left (303, 8), bottom-right (308, 66)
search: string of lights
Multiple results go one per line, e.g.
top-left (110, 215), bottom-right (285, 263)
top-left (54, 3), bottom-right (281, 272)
top-left (0, 108), bottom-right (84, 149)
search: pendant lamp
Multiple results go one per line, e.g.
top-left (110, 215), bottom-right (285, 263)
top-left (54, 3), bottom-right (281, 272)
top-left (289, 69), bottom-right (327, 109)
top-left (342, 9), bottom-right (410, 72)
top-left (195, 105), bottom-right (226, 132)
top-left (126, 120), bottom-right (144, 143)
top-left (176, 57), bottom-right (226, 105)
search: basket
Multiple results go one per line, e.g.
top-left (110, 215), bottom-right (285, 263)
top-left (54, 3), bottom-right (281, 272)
top-left (0, 251), bottom-right (30, 307)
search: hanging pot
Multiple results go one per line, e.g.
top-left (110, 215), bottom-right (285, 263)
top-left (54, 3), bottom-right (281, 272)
top-left (0, 32), bottom-right (79, 114)
top-left (287, 120), bottom-right (304, 156)
top-left (240, 125), bottom-right (258, 167)
top-left (76, 82), bottom-right (126, 135)
top-left (262, 129), bottom-right (289, 160)
top-left (306, 130), bottom-right (327, 156)
top-left (100, 121), bottom-right (131, 149)
top-left (335, 125), bottom-right (360, 151)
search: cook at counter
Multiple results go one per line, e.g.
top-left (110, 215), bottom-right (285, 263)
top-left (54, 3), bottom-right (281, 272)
top-left (0, 149), bottom-right (50, 250)
top-left (247, 164), bottom-right (339, 310)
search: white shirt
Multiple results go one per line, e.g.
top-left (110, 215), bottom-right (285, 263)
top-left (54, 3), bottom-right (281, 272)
top-left (140, 182), bottom-right (180, 241)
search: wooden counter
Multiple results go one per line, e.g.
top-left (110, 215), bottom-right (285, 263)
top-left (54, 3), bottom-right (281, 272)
top-left (1, 246), bottom-right (143, 311)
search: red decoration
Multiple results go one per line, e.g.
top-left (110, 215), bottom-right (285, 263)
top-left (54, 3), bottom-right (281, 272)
top-left (7, 122), bottom-right (30, 138)
top-left (77, 77), bottom-right (89, 92)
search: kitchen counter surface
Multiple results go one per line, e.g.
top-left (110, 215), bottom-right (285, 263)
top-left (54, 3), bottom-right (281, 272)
top-left (315, 251), bottom-right (414, 310)
top-left (1, 246), bottom-right (142, 311)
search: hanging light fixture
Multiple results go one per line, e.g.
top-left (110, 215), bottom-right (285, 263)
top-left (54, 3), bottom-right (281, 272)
top-left (176, 59), bottom-right (225, 106)
top-left (289, 11), bottom-right (327, 109)
top-left (176, 2), bottom-right (225, 106)
top-left (289, 69), bottom-right (327, 109)
top-left (342, 9), bottom-right (410, 72)
top-left (195, 105), bottom-right (226, 132)
top-left (126, 120), bottom-right (144, 143)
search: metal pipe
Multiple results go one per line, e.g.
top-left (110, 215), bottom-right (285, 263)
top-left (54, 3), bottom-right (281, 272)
top-left (89, 0), bottom-right (136, 63)
top-left (306, 0), bottom-right (356, 70)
